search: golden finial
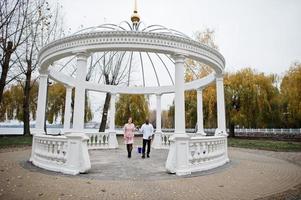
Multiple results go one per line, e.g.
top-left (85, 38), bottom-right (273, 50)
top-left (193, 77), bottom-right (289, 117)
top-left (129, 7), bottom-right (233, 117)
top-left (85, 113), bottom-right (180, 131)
top-left (131, 0), bottom-right (140, 24)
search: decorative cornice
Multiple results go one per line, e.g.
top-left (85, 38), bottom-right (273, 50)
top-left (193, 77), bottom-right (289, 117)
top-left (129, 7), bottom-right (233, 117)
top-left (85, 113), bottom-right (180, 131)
top-left (38, 31), bottom-right (225, 74)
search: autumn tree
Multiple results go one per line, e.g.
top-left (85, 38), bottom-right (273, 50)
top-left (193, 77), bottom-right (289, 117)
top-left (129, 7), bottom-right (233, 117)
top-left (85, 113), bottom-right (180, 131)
top-left (174, 28), bottom-right (282, 132)
top-left (162, 110), bottom-right (172, 128)
top-left (280, 62), bottom-right (301, 128)
top-left (0, 82), bottom-right (38, 122)
top-left (179, 29), bottom-right (218, 129)
top-left (0, 82), bottom-right (92, 125)
top-left (224, 68), bottom-right (280, 130)
top-left (115, 94), bottom-right (149, 127)
top-left (46, 82), bottom-right (92, 124)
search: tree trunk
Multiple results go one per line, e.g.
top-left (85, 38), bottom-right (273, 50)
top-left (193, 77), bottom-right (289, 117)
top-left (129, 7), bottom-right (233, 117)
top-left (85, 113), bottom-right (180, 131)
top-left (0, 41), bottom-right (13, 104)
top-left (23, 61), bottom-right (32, 136)
top-left (71, 90), bottom-right (74, 128)
top-left (229, 123), bottom-right (235, 137)
top-left (99, 92), bottom-right (111, 132)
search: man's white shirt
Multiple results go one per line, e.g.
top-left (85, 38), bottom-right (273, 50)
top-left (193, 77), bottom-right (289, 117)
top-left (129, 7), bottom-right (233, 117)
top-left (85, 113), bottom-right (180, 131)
top-left (140, 123), bottom-right (154, 140)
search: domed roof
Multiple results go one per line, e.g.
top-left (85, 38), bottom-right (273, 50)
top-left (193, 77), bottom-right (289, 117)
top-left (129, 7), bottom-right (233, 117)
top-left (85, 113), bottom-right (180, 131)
top-left (72, 23), bottom-right (191, 40)
top-left (48, 1), bottom-right (221, 89)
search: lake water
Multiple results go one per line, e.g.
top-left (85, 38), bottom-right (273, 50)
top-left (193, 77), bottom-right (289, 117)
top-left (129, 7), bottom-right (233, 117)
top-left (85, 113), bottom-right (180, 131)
top-left (0, 127), bottom-right (126, 135)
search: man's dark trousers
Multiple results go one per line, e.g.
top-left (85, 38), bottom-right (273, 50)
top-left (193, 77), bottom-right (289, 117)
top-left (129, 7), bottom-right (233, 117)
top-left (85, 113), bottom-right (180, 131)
top-left (142, 139), bottom-right (151, 157)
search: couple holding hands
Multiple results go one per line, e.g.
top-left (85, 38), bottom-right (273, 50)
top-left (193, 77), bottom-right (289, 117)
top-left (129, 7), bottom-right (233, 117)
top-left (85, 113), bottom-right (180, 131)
top-left (123, 117), bottom-right (154, 159)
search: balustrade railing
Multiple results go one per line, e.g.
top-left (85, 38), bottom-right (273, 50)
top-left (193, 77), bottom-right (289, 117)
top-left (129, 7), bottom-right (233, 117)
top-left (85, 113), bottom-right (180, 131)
top-left (30, 133), bottom-right (91, 175)
top-left (86, 132), bottom-right (109, 149)
top-left (188, 136), bottom-right (228, 172)
top-left (161, 133), bottom-right (172, 148)
top-left (33, 135), bottom-right (68, 165)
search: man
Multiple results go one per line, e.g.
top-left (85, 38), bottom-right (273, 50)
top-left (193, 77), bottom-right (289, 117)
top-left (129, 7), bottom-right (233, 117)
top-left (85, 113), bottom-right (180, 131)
top-left (140, 119), bottom-right (154, 158)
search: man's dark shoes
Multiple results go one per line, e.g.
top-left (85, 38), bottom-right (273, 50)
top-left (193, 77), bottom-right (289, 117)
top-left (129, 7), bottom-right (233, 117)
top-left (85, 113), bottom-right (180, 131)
top-left (147, 154), bottom-right (150, 158)
top-left (142, 155), bottom-right (145, 159)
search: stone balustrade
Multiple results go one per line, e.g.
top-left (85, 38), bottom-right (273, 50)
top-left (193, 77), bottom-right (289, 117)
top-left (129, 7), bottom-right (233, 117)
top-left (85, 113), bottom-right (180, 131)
top-left (156, 132), bottom-right (212, 149)
top-left (188, 136), bottom-right (229, 172)
top-left (32, 135), bottom-right (68, 165)
top-left (86, 132), bottom-right (109, 149)
top-left (161, 133), bottom-right (172, 148)
top-left (85, 131), bottom-right (119, 149)
top-left (30, 133), bottom-right (91, 175)
top-left (165, 134), bottom-right (229, 175)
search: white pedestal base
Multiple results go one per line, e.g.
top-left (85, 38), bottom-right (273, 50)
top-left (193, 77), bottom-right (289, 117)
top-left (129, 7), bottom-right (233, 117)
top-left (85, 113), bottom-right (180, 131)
top-left (108, 131), bottom-right (119, 148)
top-left (152, 131), bottom-right (162, 149)
top-left (165, 133), bottom-right (191, 176)
top-left (65, 132), bottom-right (91, 174)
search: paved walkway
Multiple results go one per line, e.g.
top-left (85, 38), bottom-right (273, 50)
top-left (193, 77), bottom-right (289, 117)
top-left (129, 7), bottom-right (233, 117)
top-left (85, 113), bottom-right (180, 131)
top-left (0, 146), bottom-right (300, 200)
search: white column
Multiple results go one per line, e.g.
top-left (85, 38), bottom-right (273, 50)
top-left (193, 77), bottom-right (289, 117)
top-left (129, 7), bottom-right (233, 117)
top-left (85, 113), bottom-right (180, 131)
top-left (73, 53), bottom-right (88, 131)
top-left (166, 54), bottom-right (190, 176)
top-left (63, 85), bottom-right (73, 132)
top-left (174, 55), bottom-right (186, 134)
top-left (35, 73), bottom-right (48, 133)
top-left (196, 89), bottom-right (206, 136)
top-left (215, 76), bottom-right (227, 136)
top-left (108, 93), bottom-right (118, 148)
top-left (109, 93), bottom-right (116, 131)
top-left (156, 94), bottom-right (162, 132)
top-left (153, 94), bottom-right (162, 149)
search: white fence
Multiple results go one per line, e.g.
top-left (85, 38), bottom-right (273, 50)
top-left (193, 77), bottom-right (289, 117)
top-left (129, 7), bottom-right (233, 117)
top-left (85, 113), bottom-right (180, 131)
top-left (234, 128), bottom-right (301, 134)
top-left (161, 128), bottom-right (301, 134)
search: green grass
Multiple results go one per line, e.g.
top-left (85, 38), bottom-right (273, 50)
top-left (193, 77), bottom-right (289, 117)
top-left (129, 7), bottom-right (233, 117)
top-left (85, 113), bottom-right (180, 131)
top-left (0, 135), bottom-right (32, 148)
top-left (228, 138), bottom-right (301, 152)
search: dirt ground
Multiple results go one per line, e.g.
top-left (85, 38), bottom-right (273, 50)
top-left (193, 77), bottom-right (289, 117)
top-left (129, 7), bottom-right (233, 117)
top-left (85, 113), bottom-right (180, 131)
top-left (0, 146), bottom-right (300, 200)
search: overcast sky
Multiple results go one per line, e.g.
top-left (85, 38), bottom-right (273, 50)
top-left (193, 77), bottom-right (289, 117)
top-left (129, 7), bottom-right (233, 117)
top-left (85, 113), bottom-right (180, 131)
top-left (57, 0), bottom-right (301, 75)
top-left (52, 0), bottom-right (301, 120)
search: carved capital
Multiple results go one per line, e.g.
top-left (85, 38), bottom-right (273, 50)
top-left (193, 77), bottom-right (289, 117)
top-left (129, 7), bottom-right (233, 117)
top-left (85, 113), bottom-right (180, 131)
top-left (74, 51), bottom-right (89, 61)
top-left (172, 54), bottom-right (186, 64)
top-left (65, 85), bottom-right (73, 90)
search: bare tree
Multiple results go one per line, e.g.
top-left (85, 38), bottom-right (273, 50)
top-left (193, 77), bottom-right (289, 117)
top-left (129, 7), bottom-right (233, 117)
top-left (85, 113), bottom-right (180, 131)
top-left (0, 0), bottom-right (18, 30)
top-left (15, 0), bottom-right (64, 135)
top-left (87, 52), bottom-right (130, 132)
top-left (0, 0), bottom-right (29, 104)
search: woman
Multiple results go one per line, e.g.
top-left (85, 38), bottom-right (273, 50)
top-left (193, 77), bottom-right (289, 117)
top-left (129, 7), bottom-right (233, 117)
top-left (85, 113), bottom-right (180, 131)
top-left (123, 117), bottom-right (136, 158)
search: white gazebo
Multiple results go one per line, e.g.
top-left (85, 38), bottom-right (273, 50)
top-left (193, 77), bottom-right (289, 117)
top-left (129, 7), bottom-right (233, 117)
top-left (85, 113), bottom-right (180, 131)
top-left (30, 3), bottom-right (229, 176)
